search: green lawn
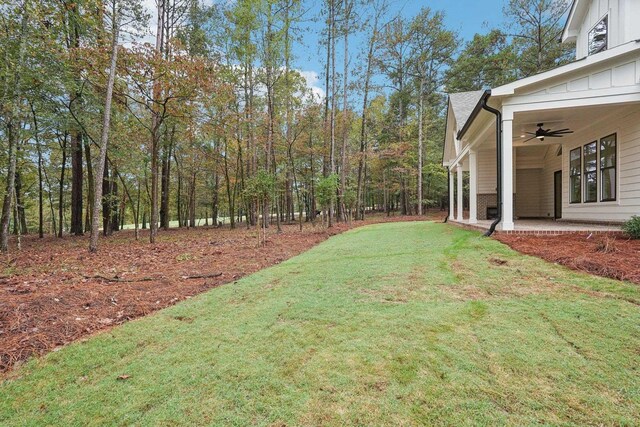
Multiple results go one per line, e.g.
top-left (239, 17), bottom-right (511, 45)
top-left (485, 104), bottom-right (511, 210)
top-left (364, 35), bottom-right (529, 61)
top-left (2, 222), bottom-right (639, 426)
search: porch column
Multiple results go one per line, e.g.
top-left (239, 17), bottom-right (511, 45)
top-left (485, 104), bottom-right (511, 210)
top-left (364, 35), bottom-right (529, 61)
top-left (501, 117), bottom-right (514, 230)
top-left (449, 167), bottom-right (455, 220)
top-left (456, 164), bottom-right (463, 221)
top-left (469, 149), bottom-right (478, 224)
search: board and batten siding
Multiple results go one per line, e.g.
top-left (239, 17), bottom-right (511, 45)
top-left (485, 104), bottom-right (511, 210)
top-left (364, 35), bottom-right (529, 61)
top-left (573, 0), bottom-right (640, 60)
top-left (561, 105), bottom-right (640, 222)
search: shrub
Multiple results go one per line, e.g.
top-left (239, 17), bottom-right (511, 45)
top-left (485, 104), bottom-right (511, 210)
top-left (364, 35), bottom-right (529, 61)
top-left (622, 215), bottom-right (640, 239)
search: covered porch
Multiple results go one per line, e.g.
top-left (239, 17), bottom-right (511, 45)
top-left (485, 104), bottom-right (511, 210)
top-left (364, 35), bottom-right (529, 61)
top-left (447, 99), bottom-right (637, 233)
top-left (443, 42), bottom-right (640, 234)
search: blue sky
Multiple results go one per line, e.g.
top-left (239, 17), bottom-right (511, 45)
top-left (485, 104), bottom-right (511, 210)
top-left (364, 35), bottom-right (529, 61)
top-left (137, 0), bottom-right (509, 99)
top-left (293, 0), bottom-right (508, 99)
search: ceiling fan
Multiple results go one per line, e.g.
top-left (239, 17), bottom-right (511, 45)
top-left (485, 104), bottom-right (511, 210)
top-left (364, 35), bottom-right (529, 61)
top-left (523, 123), bottom-right (574, 142)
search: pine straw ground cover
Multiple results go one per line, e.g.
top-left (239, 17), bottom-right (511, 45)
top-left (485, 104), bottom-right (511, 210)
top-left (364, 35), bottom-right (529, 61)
top-left (1, 222), bottom-right (639, 426)
top-left (496, 232), bottom-right (640, 285)
top-left (0, 214), bottom-right (441, 373)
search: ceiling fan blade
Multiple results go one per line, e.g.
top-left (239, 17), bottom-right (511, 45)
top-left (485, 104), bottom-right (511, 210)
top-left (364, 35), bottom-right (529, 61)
top-left (550, 130), bottom-right (573, 135)
top-left (544, 134), bottom-right (563, 138)
top-left (523, 136), bottom-right (538, 143)
top-left (552, 128), bottom-right (572, 132)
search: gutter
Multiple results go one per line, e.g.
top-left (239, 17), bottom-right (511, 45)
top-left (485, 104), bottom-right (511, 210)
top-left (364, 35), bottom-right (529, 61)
top-left (480, 92), bottom-right (502, 237)
top-left (457, 89), bottom-right (490, 140)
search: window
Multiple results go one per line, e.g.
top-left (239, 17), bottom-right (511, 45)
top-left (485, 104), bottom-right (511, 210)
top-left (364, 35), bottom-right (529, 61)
top-left (600, 134), bottom-right (616, 201)
top-left (570, 147), bottom-right (581, 203)
top-left (588, 16), bottom-right (608, 55)
top-left (583, 142), bottom-right (598, 202)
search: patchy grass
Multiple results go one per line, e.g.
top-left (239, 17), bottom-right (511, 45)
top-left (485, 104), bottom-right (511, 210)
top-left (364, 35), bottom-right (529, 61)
top-left (1, 222), bottom-right (639, 426)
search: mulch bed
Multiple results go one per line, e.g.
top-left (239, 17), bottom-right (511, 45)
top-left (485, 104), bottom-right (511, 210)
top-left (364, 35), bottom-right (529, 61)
top-left (0, 213), bottom-right (443, 373)
top-left (496, 233), bottom-right (640, 285)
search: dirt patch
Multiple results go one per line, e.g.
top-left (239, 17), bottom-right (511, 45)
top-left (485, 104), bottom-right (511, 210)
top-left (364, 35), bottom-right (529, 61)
top-left (496, 233), bottom-right (640, 284)
top-left (0, 213), bottom-right (444, 373)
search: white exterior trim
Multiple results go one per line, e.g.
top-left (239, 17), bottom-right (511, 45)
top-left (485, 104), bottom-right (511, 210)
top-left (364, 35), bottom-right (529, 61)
top-left (492, 41), bottom-right (640, 97)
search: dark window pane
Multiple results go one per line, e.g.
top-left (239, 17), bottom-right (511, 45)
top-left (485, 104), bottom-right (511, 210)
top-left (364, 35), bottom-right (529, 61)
top-left (600, 135), bottom-right (616, 168)
top-left (584, 171), bottom-right (597, 202)
top-left (570, 148), bottom-right (581, 176)
top-left (600, 134), bottom-right (616, 201)
top-left (584, 142), bottom-right (597, 172)
top-left (601, 168), bottom-right (616, 201)
top-left (570, 176), bottom-right (581, 203)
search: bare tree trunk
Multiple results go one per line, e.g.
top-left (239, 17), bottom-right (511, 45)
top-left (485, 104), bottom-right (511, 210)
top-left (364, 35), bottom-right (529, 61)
top-left (58, 134), bottom-right (68, 238)
top-left (135, 178), bottom-right (141, 239)
top-left (37, 140), bottom-right (44, 238)
top-left (223, 137), bottom-right (235, 229)
top-left (160, 125), bottom-right (174, 230)
top-left (102, 164), bottom-right (112, 236)
top-left (0, 5), bottom-right (28, 252)
top-left (68, 1), bottom-right (84, 237)
top-left (89, 6), bottom-right (120, 252)
top-left (70, 131), bottom-right (84, 235)
top-left (42, 154), bottom-right (57, 234)
top-left (84, 140), bottom-right (94, 232)
top-left (15, 172), bottom-right (27, 234)
top-left (189, 171), bottom-right (196, 228)
top-left (175, 152), bottom-right (183, 227)
top-left (12, 188), bottom-right (21, 250)
top-left (328, 0), bottom-right (336, 227)
top-left (29, 103), bottom-right (45, 238)
top-left (417, 77), bottom-right (424, 216)
top-left (149, 0), bottom-right (165, 244)
top-left (356, 8), bottom-right (381, 221)
top-left (340, 0), bottom-right (350, 222)
top-left (110, 176), bottom-right (119, 232)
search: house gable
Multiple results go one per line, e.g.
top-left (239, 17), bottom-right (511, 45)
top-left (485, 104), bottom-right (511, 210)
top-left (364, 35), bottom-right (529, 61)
top-left (563, 0), bottom-right (640, 60)
top-left (442, 90), bottom-right (485, 166)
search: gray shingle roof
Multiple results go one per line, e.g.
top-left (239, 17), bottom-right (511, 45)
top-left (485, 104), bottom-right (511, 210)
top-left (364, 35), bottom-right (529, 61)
top-left (449, 90), bottom-right (485, 133)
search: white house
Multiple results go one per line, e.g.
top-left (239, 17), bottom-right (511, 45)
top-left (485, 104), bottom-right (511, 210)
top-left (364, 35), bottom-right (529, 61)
top-left (443, 0), bottom-right (640, 233)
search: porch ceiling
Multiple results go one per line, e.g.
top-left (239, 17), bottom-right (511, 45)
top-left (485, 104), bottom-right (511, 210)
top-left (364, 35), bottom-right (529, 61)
top-left (512, 103), bottom-right (634, 148)
top-left (455, 101), bottom-right (640, 163)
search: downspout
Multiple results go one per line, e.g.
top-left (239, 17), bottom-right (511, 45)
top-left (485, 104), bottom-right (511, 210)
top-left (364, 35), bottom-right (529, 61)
top-left (443, 166), bottom-right (450, 223)
top-left (481, 93), bottom-right (502, 237)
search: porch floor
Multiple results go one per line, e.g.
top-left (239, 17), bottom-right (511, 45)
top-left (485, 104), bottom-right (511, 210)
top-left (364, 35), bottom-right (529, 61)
top-left (450, 219), bottom-right (622, 235)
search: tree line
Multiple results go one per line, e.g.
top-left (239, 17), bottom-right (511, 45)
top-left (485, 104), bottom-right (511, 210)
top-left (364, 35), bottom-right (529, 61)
top-left (0, 0), bottom-right (573, 252)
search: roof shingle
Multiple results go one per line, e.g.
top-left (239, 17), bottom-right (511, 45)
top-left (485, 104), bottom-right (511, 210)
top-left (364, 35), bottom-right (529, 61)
top-left (449, 90), bottom-right (485, 133)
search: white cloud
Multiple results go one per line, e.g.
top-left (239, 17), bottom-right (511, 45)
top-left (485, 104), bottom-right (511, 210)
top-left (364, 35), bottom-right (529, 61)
top-left (298, 70), bottom-right (325, 101)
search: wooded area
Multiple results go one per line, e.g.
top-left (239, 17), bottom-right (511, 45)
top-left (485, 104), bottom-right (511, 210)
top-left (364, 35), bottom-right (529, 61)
top-left (0, 0), bottom-right (573, 252)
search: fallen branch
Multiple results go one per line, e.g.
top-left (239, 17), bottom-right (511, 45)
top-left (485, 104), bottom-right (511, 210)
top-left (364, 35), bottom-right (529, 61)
top-left (83, 275), bottom-right (156, 283)
top-left (181, 273), bottom-right (223, 280)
